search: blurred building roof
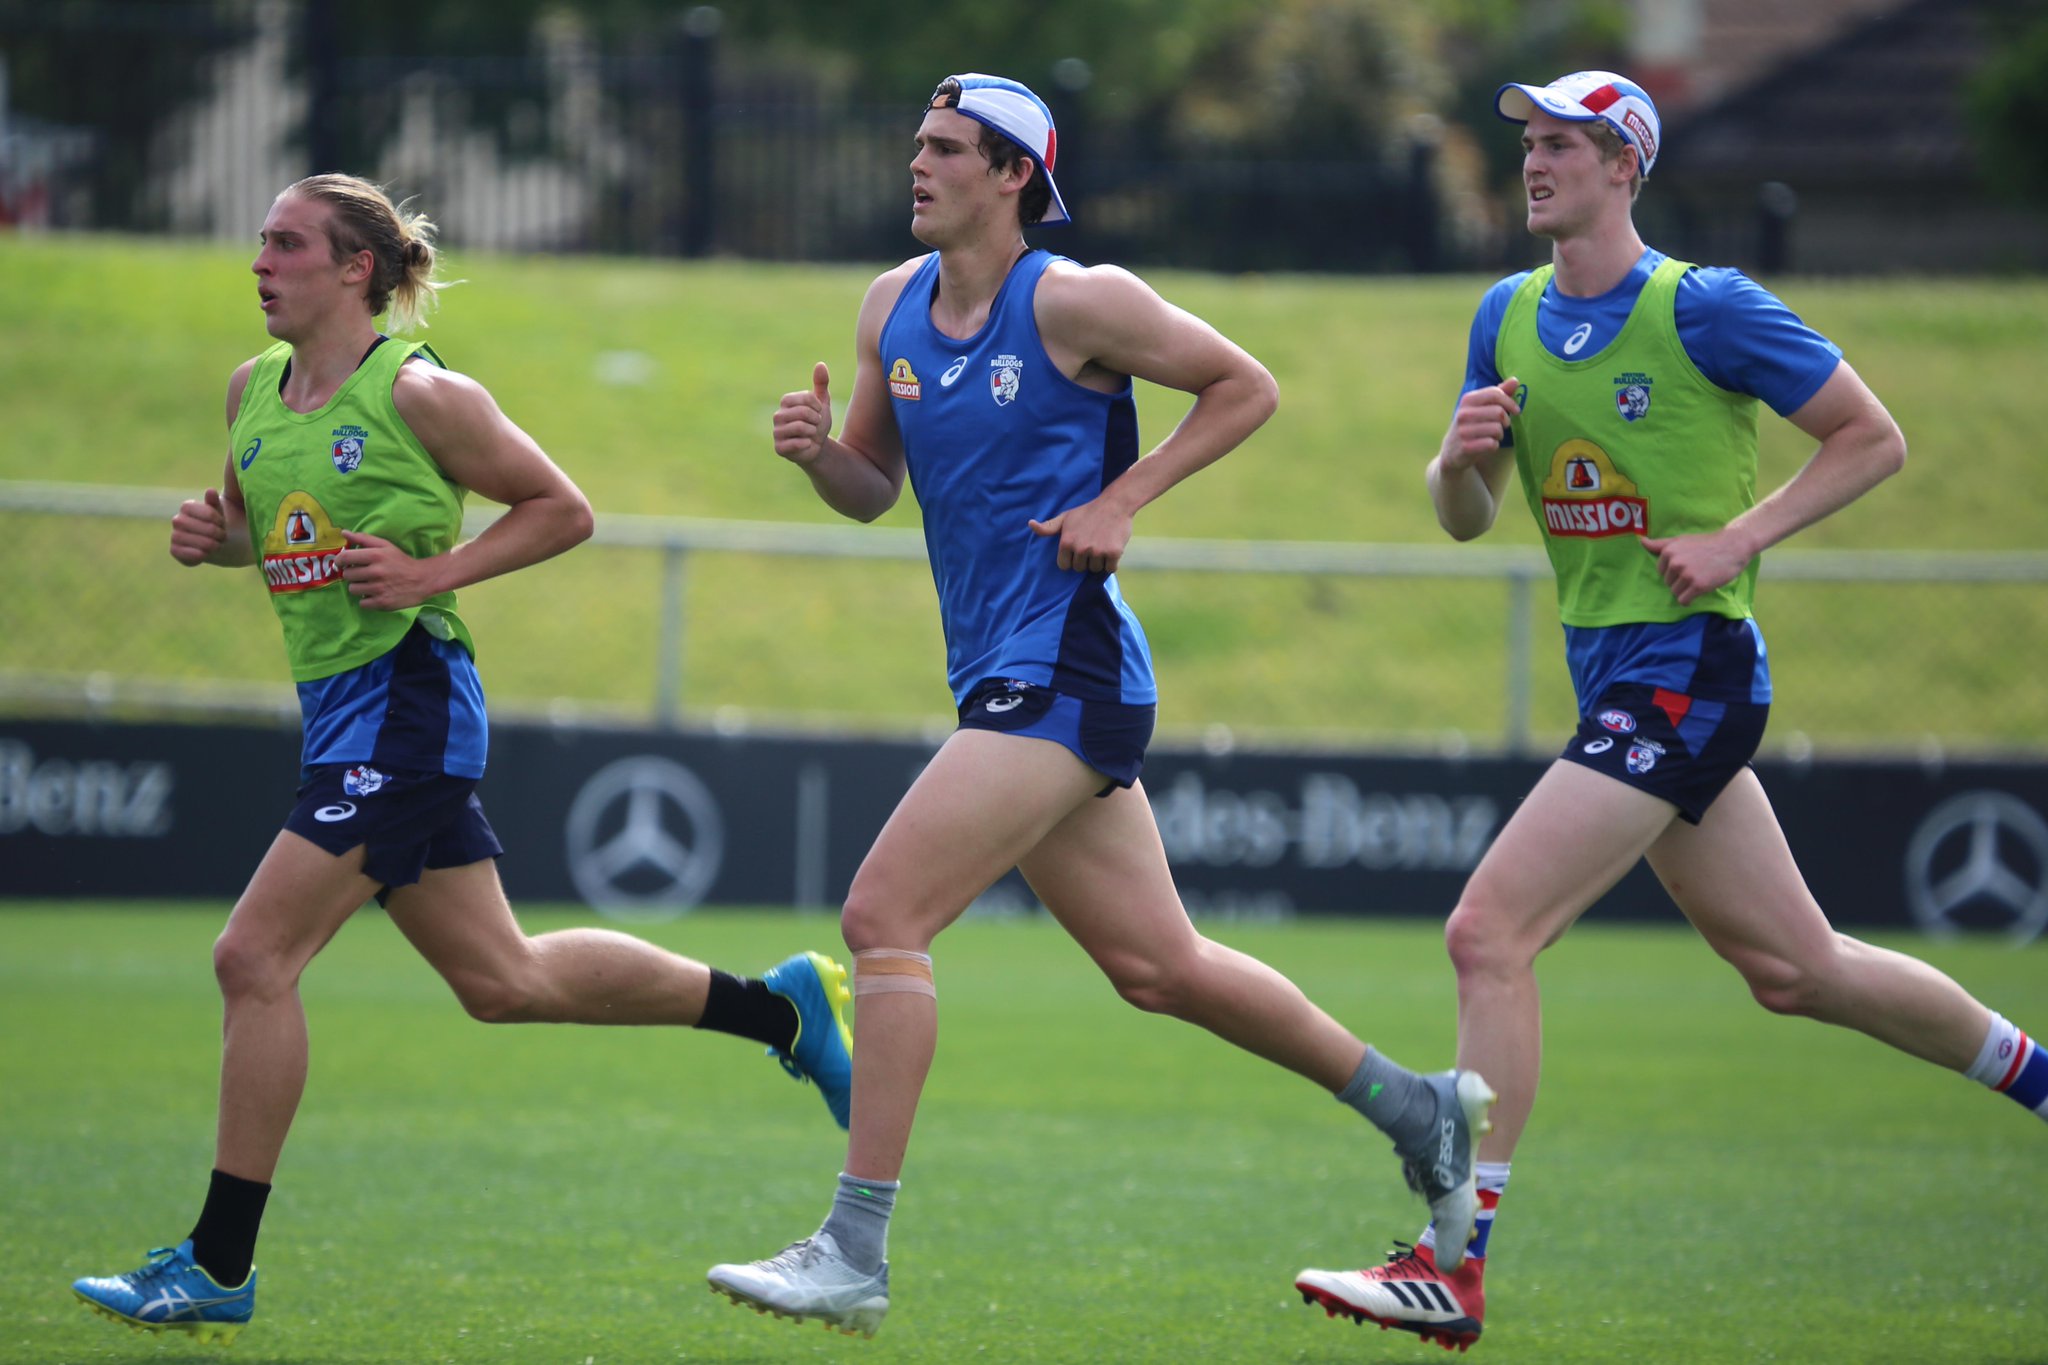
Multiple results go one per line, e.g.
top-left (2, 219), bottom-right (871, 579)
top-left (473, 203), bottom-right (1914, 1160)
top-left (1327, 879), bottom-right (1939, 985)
top-left (1634, 0), bottom-right (1919, 116)
top-left (1655, 0), bottom-right (1994, 187)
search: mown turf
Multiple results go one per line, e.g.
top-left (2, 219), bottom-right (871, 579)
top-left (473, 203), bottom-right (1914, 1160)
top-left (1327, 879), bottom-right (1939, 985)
top-left (5, 905), bottom-right (2044, 1364)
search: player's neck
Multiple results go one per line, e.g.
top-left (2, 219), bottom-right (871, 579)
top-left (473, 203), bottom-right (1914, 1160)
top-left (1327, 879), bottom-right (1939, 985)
top-left (931, 233), bottom-right (1030, 336)
top-left (1547, 218), bottom-right (1647, 299)
top-left (279, 316), bottom-right (383, 411)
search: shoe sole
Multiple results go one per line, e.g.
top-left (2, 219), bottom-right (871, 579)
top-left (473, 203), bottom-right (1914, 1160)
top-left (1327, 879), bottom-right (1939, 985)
top-left (1297, 1282), bottom-right (1481, 1354)
top-left (708, 1280), bottom-right (887, 1339)
top-left (75, 1294), bottom-right (247, 1345)
top-left (1429, 1072), bottom-right (1499, 1274)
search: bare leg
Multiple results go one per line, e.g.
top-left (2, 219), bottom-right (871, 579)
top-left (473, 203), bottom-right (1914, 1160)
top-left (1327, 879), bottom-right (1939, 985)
top-left (211, 832), bottom-right (382, 1181)
top-left (1019, 780), bottom-right (1366, 1091)
top-left (836, 729), bottom-right (1107, 1181)
top-left (384, 860), bottom-right (711, 1025)
top-left (1650, 769), bottom-right (1988, 1068)
top-left (1443, 762), bottom-right (1680, 1161)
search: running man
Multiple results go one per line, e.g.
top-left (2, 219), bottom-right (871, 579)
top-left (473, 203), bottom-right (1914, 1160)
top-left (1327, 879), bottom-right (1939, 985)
top-left (1293, 71), bottom-right (2048, 1354)
top-left (69, 174), bottom-right (852, 1345)
top-left (705, 73), bottom-right (1491, 1338)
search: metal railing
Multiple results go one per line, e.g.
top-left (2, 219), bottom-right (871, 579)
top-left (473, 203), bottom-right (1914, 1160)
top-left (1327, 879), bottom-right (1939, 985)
top-left (8, 480), bottom-right (2048, 754)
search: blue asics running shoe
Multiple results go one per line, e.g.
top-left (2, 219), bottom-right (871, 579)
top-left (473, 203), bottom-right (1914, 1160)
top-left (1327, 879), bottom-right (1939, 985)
top-left (73, 1240), bottom-right (255, 1344)
top-left (762, 950), bottom-right (853, 1129)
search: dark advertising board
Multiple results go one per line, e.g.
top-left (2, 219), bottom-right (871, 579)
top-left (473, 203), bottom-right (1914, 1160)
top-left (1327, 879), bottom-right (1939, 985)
top-left (3, 719), bottom-right (2045, 941)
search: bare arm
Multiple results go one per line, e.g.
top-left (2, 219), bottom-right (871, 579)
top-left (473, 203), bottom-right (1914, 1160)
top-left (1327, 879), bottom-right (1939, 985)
top-left (1028, 262), bottom-right (1279, 573)
top-left (769, 265), bottom-right (914, 523)
top-left (1423, 378), bottom-right (1522, 542)
top-left (1640, 359), bottom-right (1905, 605)
top-left (170, 359), bottom-right (258, 568)
top-left (337, 361), bottom-right (594, 611)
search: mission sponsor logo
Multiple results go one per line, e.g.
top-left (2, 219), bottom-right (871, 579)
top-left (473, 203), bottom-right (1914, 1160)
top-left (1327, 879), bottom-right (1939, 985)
top-left (888, 358), bottom-right (922, 401)
top-left (1539, 438), bottom-right (1648, 539)
top-left (261, 490), bottom-right (346, 593)
top-left (1622, 110), bottom-right (1658, 168)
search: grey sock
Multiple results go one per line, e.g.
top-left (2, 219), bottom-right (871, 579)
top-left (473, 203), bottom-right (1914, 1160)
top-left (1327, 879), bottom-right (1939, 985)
top-left (1337, 1047), bottom-right (1438, 1153)
top-left (818, 1172), bottom-right (898, 1276)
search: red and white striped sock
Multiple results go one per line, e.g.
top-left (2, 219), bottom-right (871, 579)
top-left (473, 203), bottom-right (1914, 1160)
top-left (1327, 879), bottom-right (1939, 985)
top-left (1968, 1014), bottom-right (2048, 1121)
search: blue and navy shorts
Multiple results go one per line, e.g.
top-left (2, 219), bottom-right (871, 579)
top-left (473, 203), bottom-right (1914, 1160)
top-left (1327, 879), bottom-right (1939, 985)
top-left (1557, 684), bottom-right (1769, 825)
top-left (283, 762), bottom-right (503, 901)
top-left (956, 678), bottom-right (1155, 794)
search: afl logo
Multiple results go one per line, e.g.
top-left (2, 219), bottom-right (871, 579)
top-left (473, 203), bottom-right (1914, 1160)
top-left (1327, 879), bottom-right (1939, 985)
top-left (1598, 709), bottom-right (1637, 734)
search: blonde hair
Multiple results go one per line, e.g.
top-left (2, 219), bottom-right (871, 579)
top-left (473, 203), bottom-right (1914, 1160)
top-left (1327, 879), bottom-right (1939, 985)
top-left (282, 173), bottom-right (446, 331)
top-left (1583, 122), bottom-right (1644, 201)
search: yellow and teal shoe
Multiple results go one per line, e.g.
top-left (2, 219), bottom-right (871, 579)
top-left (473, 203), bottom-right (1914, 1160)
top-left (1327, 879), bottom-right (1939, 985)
top-left (763, 950), bottom-right (854, 1129)
top-left (73, 1239), bottom-right (255, 1344)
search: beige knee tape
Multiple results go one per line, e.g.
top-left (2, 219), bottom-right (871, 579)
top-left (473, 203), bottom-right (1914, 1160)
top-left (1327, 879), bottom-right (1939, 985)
top-left (853, 948), bottom-right (936, 998)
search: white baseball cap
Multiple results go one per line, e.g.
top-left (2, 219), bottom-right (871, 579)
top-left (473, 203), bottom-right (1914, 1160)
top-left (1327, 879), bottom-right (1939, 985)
top-left (930, 73), bottom-right (1071, 225)
top-left (1496, 70), bottom-right (1662, 178)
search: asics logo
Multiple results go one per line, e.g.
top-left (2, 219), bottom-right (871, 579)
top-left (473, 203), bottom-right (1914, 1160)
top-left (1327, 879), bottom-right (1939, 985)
top-left (139, 1285), bottom-right (239, 1320)
top-left (239, 438), bottom-right (262, 470)
top-left (313, 802), bottom-right (357, 822)
top-left (983, 695), bottom-right (1023, 714)
top-left (1563, 323), bottom-right (1593, 355)
top-left (939, 356), bottom-right (970, 387)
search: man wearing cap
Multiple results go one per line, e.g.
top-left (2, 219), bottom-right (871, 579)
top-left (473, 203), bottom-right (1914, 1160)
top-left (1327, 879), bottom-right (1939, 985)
top-left (704, 71), bottom-right (1492, 1338)
top-left (1292, 70), bottom-right (2047, 1353)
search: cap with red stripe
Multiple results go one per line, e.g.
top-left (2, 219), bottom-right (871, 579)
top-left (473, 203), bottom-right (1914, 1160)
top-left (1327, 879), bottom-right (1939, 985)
top-left (1496, 70), bottom-right (1661, 178)
top-left (931, 73), bottom-right (1071, 225)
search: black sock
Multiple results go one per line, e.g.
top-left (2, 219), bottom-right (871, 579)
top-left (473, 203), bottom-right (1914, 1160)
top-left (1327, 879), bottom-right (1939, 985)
top-left (698, 970), bottom-right (799, 1053)
top-left (187, 1169), bottom-right (270, 1288)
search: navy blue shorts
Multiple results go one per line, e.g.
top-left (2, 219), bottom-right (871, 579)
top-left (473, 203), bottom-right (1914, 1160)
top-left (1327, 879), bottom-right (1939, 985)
top-left (282, 762), bottom-right (503, 900)
top-left (956, 678), bottom-right (1155, 794)
top-left (1557, 684), bottom-right (1769, 824)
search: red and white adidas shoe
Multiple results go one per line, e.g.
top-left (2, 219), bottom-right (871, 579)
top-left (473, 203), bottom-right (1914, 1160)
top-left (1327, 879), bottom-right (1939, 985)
top-left (1295, 1241), bottom-right (1484, 1352)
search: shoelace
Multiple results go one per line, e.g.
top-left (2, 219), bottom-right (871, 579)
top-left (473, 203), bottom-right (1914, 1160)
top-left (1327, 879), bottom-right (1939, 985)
top-left (762, 1238), bottom-right (823, 1272)
top-left (123, 1247), bottom-right (183, 1287)
top-left (1378, 1241), bottom-right (1432, 1276)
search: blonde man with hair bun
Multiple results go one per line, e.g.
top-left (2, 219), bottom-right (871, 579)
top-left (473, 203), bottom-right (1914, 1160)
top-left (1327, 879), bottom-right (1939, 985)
top-left (69, 174), bottom-right (856, 1345)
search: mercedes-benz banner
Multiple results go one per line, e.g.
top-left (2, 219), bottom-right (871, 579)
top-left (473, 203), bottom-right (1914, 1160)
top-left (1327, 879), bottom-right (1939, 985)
top-left (3, 719), bottom-right (2044, 941)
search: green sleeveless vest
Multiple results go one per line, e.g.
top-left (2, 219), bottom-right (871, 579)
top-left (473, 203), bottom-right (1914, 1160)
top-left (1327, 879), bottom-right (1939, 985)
top-left (230, 339), bottom-right (474, 682)
top-left (1497, 257), bottom-right (1760, 626)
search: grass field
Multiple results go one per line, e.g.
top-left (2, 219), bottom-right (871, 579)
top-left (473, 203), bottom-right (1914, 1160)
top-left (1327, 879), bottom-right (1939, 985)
top-left (6, 906), bottom-right (2045, 1365)
top-left (3, 237), bottom-right (2046, 750)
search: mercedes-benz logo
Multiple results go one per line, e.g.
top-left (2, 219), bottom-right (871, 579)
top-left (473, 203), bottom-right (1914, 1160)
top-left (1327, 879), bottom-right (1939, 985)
top-left (1904, 791), bottom-right (2048, 945)
top-left (565, 756), bottom-right (725, 920)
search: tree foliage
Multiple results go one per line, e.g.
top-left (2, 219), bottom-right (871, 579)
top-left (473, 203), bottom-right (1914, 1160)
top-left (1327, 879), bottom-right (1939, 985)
top-left (1966, 3), bottom-right (2048, 205)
